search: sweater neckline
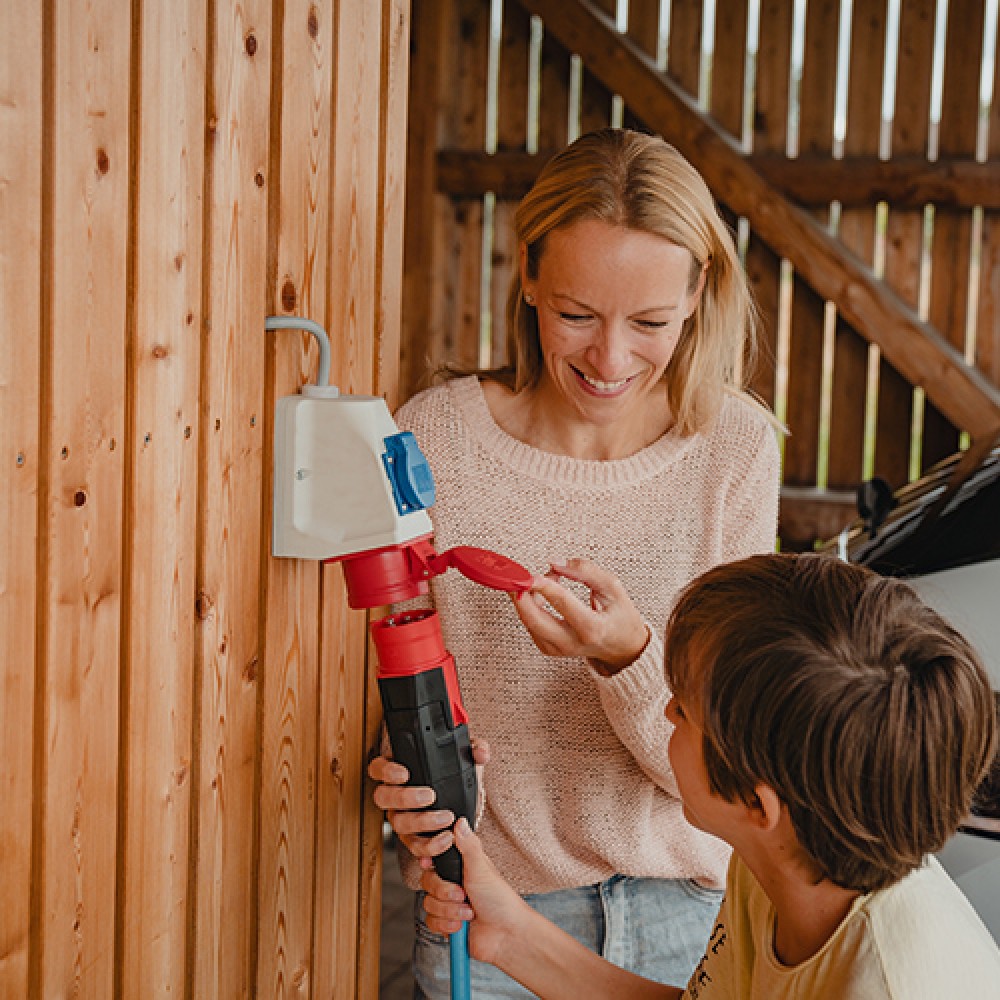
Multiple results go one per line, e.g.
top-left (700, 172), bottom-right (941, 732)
top-left (448, 376), bottom-right (698, 487)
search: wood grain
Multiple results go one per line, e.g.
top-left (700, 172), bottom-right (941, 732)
top-left (192, 0), bottom-right (271, 995)
top-left (38, 0), bottom-right (130, 995)
top-left (121, 0), bottom-right (206, 996)
top-left (0, 2), bottom-right (42, 996)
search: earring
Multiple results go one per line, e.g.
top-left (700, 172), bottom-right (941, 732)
top-left (524, 293), bottom-right (535, 306)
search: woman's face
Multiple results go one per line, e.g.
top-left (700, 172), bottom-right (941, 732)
top-left (521, 217), bottom-right (704, 432)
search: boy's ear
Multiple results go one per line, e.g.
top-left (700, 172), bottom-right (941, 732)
top-left (749, 783), bottom-right (784, 834)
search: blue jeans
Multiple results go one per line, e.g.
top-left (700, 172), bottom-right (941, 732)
top-left (412, 875), bottom-right (722, 999)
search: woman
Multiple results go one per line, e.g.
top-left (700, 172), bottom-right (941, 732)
top-left (370, 127), bottom-right (781, 998)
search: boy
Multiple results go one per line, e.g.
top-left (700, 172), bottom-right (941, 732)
top-left (419, 553), bottom-right (1000, 998)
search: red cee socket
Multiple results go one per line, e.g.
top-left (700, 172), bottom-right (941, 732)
top-left (370, 609), bottom-right (468, 726)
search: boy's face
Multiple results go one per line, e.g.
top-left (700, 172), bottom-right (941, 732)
top-left (665, 690), bottom-right (743, 844)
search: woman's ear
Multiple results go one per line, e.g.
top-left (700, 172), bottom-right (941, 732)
top-left (519, 241), bottom-right (533, 300)
top-left (684, 261), bottom-right (709, 320)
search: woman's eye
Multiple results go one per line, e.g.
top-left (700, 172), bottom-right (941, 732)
top-left (559, 312), bottom-right (591, 323)
top-left (636, 319), bottom-right (670, 331)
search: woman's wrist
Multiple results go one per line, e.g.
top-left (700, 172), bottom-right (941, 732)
top-left (588, 623), bottom-right (651, 676)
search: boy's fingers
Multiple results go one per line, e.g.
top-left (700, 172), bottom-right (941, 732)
top-left (399, 828), bottom-right (455, 858)
top-left (470, 738), bottom-right (491, 765)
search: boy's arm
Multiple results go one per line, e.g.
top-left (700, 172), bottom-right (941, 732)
top-left (421, 819), bottom-right (684, 1000)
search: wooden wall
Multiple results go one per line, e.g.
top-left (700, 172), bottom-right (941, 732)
top-left (0, 0), bottom-right (410, 997)
top-left (403, 0), bottom-right (1000, 550)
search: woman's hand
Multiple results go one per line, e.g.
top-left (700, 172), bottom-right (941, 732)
top-left (419, 818), bottom-right (526, 966)
top-left (368, 740), bottom-right (491, 861)
top-left (513, 557), bottom-right (650, 674)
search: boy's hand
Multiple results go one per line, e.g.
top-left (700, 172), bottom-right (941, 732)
top-left (513, 557), bottom-right (650, 674)
top-left (419, 817), bottom-right (527, 966)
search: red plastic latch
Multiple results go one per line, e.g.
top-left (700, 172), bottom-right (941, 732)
top-left (430, 545), bottom-right (533, 595)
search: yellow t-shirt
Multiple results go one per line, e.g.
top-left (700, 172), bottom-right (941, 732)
top-left (684, 854), bottom-right (1000, 998)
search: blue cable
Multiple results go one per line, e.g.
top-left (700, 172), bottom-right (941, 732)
top-left (449, 924), bottom-right (471, 1000)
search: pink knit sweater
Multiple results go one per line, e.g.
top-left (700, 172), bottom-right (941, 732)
top-left (393, 376), bottom-right (780, 894)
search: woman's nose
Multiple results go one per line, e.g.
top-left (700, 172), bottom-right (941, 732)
top-left (586, 322), bottom-right (630, 375)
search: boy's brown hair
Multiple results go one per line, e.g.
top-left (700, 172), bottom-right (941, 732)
top-left (664, 552), bottom-right (997, 893)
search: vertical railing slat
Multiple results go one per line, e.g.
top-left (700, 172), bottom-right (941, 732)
top-left (880, 0), bottom-right (937, 485)
top-left (827, 0), bottom-right (886, 490)
top-left (782, 0), bottom-right (839, 490)
top-left (921, 0), bottom-right (984, 466)
top-left (746, 1), bottom-right (794, 420)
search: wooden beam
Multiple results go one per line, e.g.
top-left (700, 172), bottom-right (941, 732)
top-left (513, 0), bottom-right (1000, 439)
top-left (436, 149), bottom-right (1000, 210)
top-left (778, 488), bottom-right (858, 552)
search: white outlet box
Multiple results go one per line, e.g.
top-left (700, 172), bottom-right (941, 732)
top-left (272, 392), bottom-right (433, 560)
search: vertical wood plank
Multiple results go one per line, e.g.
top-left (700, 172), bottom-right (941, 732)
top-left (192, 0), bottom-right (271, 994)
top-left (121, 0), bottom-right (206, 996)
top-left (976, 17), bottom-right (1000, 386)
top-left (666, 0), bottom-right (703, 99)
top-left (537, 15), bottom-right (573, 149)
top-left (311, 1), bottom-right (383, 997)
top-left (441, 0), bottom-right (490, 379)
top-left (374, 0), bottom-right (413, 411)
top-left (579, 0), bottom-right (616, 134)
top-left (38, 0), bottom-right (130, 995)
top-left (257, 0), bottom-right (331, 996)
top-left (782, 0), bottom-right (839, 489)
top-left (746, 0), bottom-right (794, 414)
top-left (878, 0), bottom-right (935, 485)
top-left (622, 0), bottom-right (661, 128)
top-left (0, 2), bottom-right (42, 996)
top-left (357, 8), bottom-right (413, 995)
top-left (710, 2), bottom-right (760, 391)
top-left (710, 0), bottom-right (749, 143)
top-left (492, 1), bottom-right (533, 368)
top-left (401, 0), bottom-right (451, 400)
top-left (827, 0), bottom-right (886, 490)
top-left (922, 0), bottom-right (983, 462)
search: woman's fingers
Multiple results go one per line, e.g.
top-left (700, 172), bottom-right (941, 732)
top-left (372, 780), bottom-right (436, 813)
top-left (368, 754), bottom-right (410, 785)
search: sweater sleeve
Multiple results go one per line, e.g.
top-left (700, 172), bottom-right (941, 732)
top-left (721, 411), bottom-right (781, 562)
top-left (590, 627), bottom-right (680, 797)
top-left (591, 405), bottom-right (781, 800)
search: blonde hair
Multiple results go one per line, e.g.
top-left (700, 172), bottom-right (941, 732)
top-left (502, 127), bottom-right (757, 435)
